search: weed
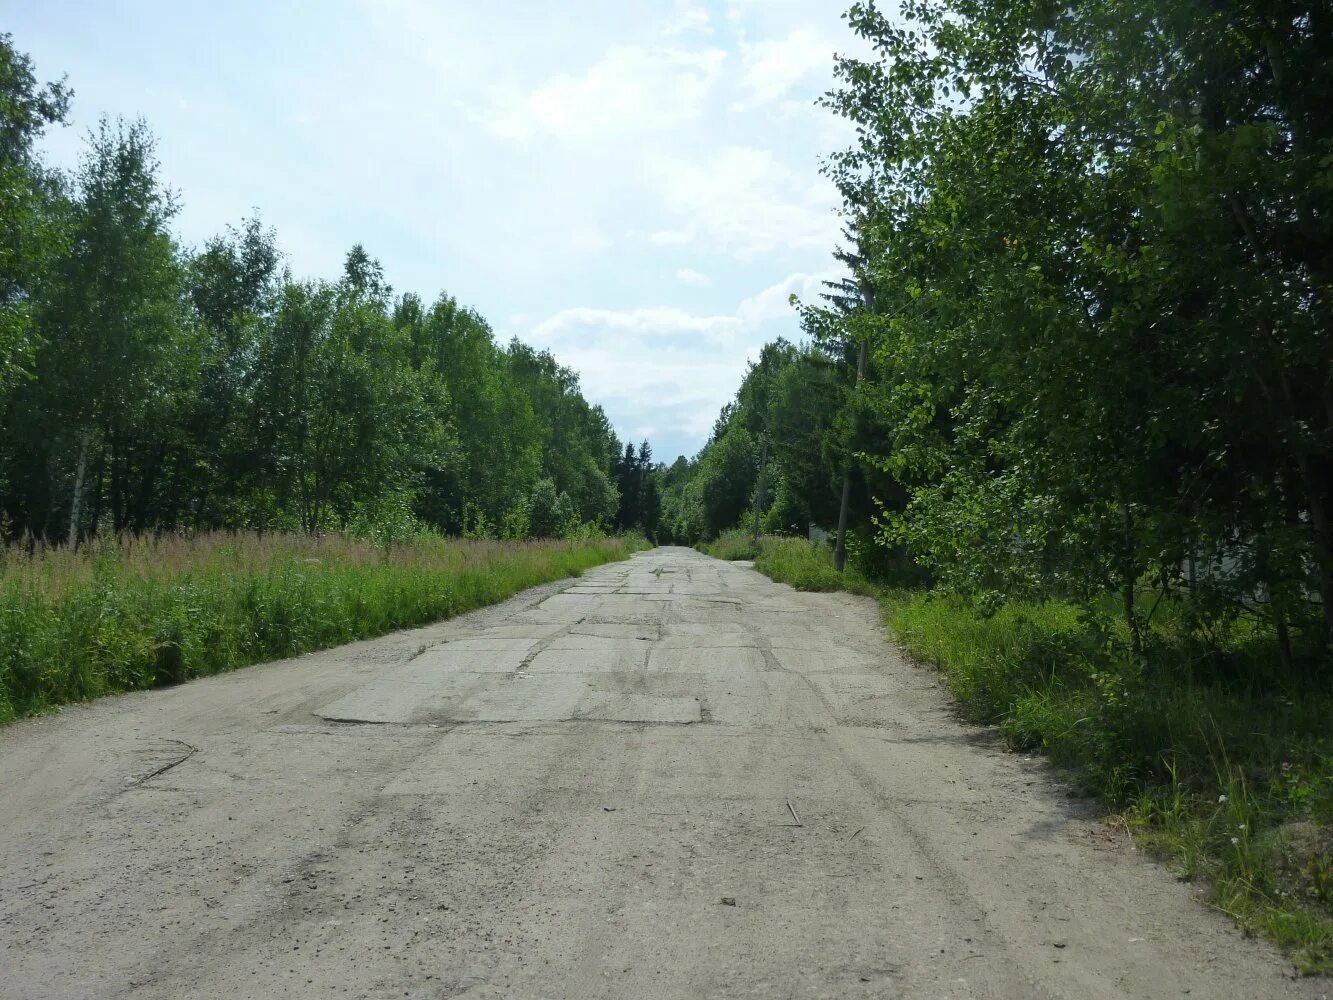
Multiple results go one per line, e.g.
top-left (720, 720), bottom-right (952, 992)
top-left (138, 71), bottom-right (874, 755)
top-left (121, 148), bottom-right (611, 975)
top-left (753, 536), bottom-right (879, 596)
top-left (0, 531), bottom-right (647, 725)
top-left (697, 529), bottom-right (762, 561)
top-left (701, 533), bottom-right (880, 596)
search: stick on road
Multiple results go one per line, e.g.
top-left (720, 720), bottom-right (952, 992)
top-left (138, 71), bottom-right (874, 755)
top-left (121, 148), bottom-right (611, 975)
top-left (0, 548), bottom-right (1315, 998)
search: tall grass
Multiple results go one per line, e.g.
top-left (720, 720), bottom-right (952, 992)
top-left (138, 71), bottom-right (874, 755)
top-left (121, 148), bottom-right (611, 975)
top-left (750, 535), bottom-right (1333, 973)
top-left (0, 531), bottom-right (646, 724)
top-left (703, 532), bottom-right (881, 598)
top-left (697, 528), bottom-right (763, 561)
top-left (752, 535), bottom-right (879, 596)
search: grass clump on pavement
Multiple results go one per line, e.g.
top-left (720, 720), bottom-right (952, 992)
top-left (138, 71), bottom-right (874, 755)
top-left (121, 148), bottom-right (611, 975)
top-left (752, 535), bottom-right (879, 597)
top-left (697, 528), bottom-right (763, 561)
top-left (0, 531), bottom-right (646, 725)
top-left (746, 534), bottom-right (1333, 974)
top-left (705, 532), bottom-right (887, 599)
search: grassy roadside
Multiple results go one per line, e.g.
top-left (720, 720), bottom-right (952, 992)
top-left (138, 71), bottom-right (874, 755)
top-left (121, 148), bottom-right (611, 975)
top-left (696, 528), bottom-right (763, 561)
top-left (0, 532), bottom-right (647, 725)
top-left (742, 534), bottom-right (1333, 974)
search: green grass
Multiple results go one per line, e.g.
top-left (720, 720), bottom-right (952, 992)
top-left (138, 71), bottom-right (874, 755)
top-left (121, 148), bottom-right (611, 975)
top-left (750, 535), bottom-right (1333, 974)
top-left (0, 531), bottom-right (647, 725)
top-left (753, 535), bottom-right (879, 596)
top-left (702, 532), bottom-right (882, 599)
top-left (697, 528), bottom-right (763, 561)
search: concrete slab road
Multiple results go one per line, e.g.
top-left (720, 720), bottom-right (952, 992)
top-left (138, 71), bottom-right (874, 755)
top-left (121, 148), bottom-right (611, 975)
top-left (0, 547), bottom-right (1321, 998)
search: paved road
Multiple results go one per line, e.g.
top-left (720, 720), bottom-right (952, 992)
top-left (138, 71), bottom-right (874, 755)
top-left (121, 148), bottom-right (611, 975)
top-left (0, 548), bottom-right (1320, 999)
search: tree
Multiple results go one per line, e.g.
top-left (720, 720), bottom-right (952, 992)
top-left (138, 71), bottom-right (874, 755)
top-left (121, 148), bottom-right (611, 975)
top-left (637, 440), bottom-right (661, 539)
top-left (183, 215), bottom-right (281, 524)
top-left (411, 297), bottom-right (540, 530)
top-left (527, 477), bottom-right (575, 538)
top-left (506, 339), bottom-right (621, 526)
top-left (819, 0), bottom-right (1333, 652)
top-left (693, 424), bottom-right (756, 539)
top-left (0, 34), bottom-right (70, 398)
top-left (20, 118), bottom-right (188, 542)
top-left (0, 34), bottom-right (646, 546)
top-left (765, 347), bottom-right (844, 533)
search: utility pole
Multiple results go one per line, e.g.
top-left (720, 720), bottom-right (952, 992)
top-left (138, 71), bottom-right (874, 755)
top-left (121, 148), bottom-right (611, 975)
top-left (833, 282), bottom-right (873, 572)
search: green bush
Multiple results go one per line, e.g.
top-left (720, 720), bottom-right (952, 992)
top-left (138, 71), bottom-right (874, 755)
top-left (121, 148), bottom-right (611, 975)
top-left (527, 478), bottom-right (577, 539)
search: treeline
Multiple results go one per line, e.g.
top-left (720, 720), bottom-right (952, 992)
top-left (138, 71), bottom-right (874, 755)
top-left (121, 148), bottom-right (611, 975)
top-left (0, 36), bottom-right (655, 543)
top-left (679, 0), bottom-right (1333, 663)
top-left (656, 338), bottom-right (889, 550)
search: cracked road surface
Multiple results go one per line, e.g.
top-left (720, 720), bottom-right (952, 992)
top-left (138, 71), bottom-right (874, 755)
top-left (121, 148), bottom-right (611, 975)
top-left (0, 548), bottom-right (1319, 999)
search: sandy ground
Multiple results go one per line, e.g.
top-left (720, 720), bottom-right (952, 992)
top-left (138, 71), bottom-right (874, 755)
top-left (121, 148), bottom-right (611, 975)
top-left (0, 547), bottom-right (1325, 999)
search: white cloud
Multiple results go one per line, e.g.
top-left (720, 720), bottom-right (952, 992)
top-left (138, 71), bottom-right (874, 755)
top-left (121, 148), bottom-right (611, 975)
top-left (724, 1), bottom-right (750, 25)
top-left (568, 226), bottom-right (612, 255)
top-left (650, 230), bottom-right (692, 246)
top-left (518, 269), bottom-right (846, 457)
top-left (676, 267), bottom-right (712, 287)
top-left (481, 45), bottom-right (726, 141)
top-left (737, 269), bottom-right (840, 323)
top-left (738, 27), bottom-right (834, 105)
top-left (648, 146), bottom-right (841, 258)
top-left (528, 272), bottom-right (840, 362)
top-left (531, 306), bottom-right (741, 346)
top-left (545, 348), bottom-right (746, 443)
top-left (666, 1), bottom-right (711, 36)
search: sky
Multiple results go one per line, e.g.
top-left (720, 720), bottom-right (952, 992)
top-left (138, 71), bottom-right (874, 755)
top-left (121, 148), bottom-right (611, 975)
top-left (8, 0), bottom-right (860, 463)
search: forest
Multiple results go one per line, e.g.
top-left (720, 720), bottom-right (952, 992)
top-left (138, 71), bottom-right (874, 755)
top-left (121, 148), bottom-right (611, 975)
top-left (0, 34), bottom-right (660, 546)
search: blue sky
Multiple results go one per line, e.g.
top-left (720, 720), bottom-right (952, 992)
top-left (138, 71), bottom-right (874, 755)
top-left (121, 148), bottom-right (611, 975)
top-left (9, 0), bottom-right (858, 463)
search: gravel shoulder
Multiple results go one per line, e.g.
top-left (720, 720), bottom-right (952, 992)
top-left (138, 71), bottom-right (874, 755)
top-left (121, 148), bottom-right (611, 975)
top-left (0, 547), bottom-right (1322, 999)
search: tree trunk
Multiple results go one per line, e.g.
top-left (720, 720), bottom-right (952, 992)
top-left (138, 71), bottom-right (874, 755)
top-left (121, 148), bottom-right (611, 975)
top-left (1120, 500), bottom-right (1143, 659)
top-left (833, 470), bottom-right (854, 573)
top-left (109, 431), bottom-right (125, 534)
top-left (1122, 570), bottom-right (1143, 660)
top-left (1274, 606), bottom-right (1294, 672)
top-left (90, 456), bottom-right (105, 540)
top-left (131, 441), bottom-right (168, 533)
top-left (67, 428), bottom-right (92, 548)
top-left (834, 334), bottom-right (870, 573)
top-left (751, 432), bottom-right (769, 541)
top-left (1297, 460), bottom-right (1333, 649)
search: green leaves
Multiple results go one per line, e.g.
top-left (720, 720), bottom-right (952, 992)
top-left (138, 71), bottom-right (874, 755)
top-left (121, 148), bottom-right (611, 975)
top-left (780, 0), bottom-right (1333, 651)
top-left (0, 36), bottom-right (630, 546)
top-left (0, 34), bottom-right (69, 399)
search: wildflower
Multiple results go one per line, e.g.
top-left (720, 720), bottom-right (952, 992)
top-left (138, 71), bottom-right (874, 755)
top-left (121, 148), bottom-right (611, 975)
top-left (1218, 794), bottom-right (1228, 803)
top-left (1280, 762), bottom-right (1291, 771)
top-left (1230, 837), bottom-right (1239, 845)
top-left (1237, 824), bottom-right (1246, 831)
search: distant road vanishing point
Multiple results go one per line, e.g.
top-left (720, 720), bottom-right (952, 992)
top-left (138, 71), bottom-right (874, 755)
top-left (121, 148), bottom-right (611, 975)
top-left (0, 548), bottom-right (1316, 999)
